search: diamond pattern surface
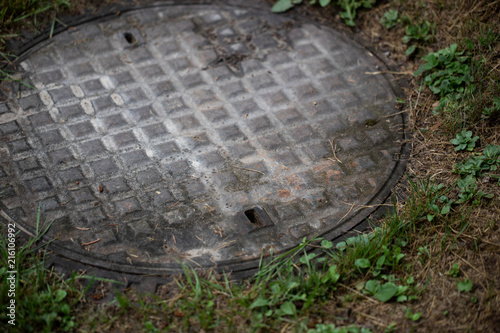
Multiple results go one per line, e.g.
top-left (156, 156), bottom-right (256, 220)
top-left (0, 4), bottom-right (405, 272)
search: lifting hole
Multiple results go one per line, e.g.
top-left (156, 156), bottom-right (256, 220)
top-left (124, 32), bottom-right (136, 44)
top-left (244, 208), bottom-right (264, 227)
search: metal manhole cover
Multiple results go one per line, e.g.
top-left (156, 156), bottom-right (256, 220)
top-left (0, 3), bottom-right (407, 276)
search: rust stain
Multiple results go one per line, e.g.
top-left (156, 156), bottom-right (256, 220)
top-left (313, 163), bottom-right (343, 183)
top-left (277, 189), bottom-right (291, 198)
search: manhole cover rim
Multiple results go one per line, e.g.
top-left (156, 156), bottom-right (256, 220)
top-left (0, 2), bottom-right (410, 276)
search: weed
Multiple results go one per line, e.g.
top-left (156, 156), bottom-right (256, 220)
top-left (362, 279), bottom-right (410, 303)
top-left (385, 323), bottom-right (398, 332)
top-left (0, 213), bottom-right (75, 332)
top-left (308, 323), bottom-right (373, 332)
top-left (414, 44), bottom-right (473, 99)
top-left (451, 130), bottom-right (479, 152)
top-left (412, 43), bottom-right (493, 133)
top-left (271, 0), bottom-right (304, 13)
top-left (404, 307), bottom-right (422, 321)
top-left (380, 9), bottom-right (398, 29)
top-left (143, 320), bottom-right (159, 333)
top-left (250, 238), bottom-right (342, 319)
top-left (272, 0), bottom-right (375, 26)
top-left (1, 0), bottom-right (73, 89)
top-left (405, 179), bottom-right (453, 222)
top-left (336, 0), bottom-right (376, 27)
top-left (403, 19), bottom-right (435, 55)
top-left (453, 144), bottom-right (500, 200)
top-left (175, 264), bottom-right (221, 330)
top-left (417, 246), bottom-right (430, 264)
top-left (477, 27), bottom-right (499, 50)
top-left (482, 96), bottom-right (500, 120)
top-left (457, 279), bottom-right (473, 293)
top-left (0, 0), bottom-right (70, 33)
top-left (448, 263), bottom-right (460, 277)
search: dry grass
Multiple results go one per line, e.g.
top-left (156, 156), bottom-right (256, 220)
top-left (1, 0), bottom-right (499, 332)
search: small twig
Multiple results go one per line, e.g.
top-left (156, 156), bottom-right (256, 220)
top-left (328, 139), bottom-right (342, 164)
top-left (382, 110), bottom-right (408, 118)
top-left (454, 253), bottom-right (490, 280)
top-left (281, 323), bottom-right (291, 333)
top-left (172, 234), bottom-right (177, 244)
top-left (449, 228), bottom-right (500, 247)
top-left (81, 238), bottom-right (101, 246)
top-left (168, 201), bottom-right (180, 209)
top-left (233, 165), bottom-right (265, 175)
top-left (212, 240), bottom-right (236, 251)
top-left (184, 256), bottom-right (202, 268)
top-left (76, 227), bottom-right (89, 231)
top-left (214, 225), bottom-right (223, 238)
top-left (339, 202), bottom-right (355, 223)
top-left (338, 283), bottom-right (378, 304)
top-left (351, 308), bottom-right (388, 328)
top-left (195, 235), bottom-right (206, 244)
top-left (488, 62), bottom-right (500, 75)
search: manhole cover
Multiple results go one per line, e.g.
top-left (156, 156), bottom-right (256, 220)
top-left (0, 3), bottom-right (408, 276)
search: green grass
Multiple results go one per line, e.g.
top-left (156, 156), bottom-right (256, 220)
top-left (0, 209), bottom-right (120, 332)
top-left (414, 34), bottom-right (499, 134)
top-left (0, 211), bottom-right (78, 332)
top-left (271, 0), bottom-right (375, 26)
top-left (0, 0), bottom-right (70, 32)
top-left (1, 0), bottom-right (71, 86)
top-left (1, 0), bottom-right (499, 331)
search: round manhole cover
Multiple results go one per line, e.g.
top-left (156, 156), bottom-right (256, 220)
top-left (0, 3), bottom-right (407, 276)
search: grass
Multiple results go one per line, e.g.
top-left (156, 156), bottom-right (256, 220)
top-left (0, 210), bottom-right (79, 332)
top-left (0, 0), bottom-right (71, 85)
top-left (1, 0), bottom-right (500, 332)
top-left (0, 209), bottom-right (122, 332)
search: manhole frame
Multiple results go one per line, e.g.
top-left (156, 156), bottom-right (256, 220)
top-left (0, 0), bottom-right (411, 278)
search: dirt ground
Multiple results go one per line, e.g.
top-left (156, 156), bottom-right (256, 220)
top-left (2, 0), bottom-right (499, 332)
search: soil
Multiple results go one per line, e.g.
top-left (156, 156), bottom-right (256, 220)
top-left (1, 0), bottom-right (499, 332)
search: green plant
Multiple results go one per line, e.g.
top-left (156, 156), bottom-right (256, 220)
top-left (0, 0), bottom-right (71, 31)
top-left (336, 0), bottom-right (376, 27)
top-left (385, 323), bottom-right (397, 332)
top-left (362, 279), bottom-right (411, 303)
top-left (457, 279), bottom-right (473, 292)
top-left (308, 323), bottom-right (372, 333)
top-left (272, 0), bottom-right (375, 26)
top-left (451, 144), bottom-right (500, 203)
top-left (0, 208), bottom-right (123, 332)
top-left (482, 96), bottom-right (500, 119)
top-left (477, 27), bottom-right (499, 50)
top-left (403, 20), bottom-right (435, 55)
top-left (451, 130), bottom-right (479, 151)
top-left (417, 246), bottom-right (430, 264)
top-left (454, 145), bottom-right (500, 178)
top-left (0, 215), bottom-right (74, 332)
top-left (405, 307), bottom-right (422, 321)
top-left (406, 180), bottom-right (453, 222)
top-left (380, 9), bottom-right (398, 29)
top-left (413, 43), bottom-right (485, 133)
top-left (250, 238), bottom-right (341, 319)
top-left (414, 44), bottom-right (473, 98)
top-left (175, 264), bottom-right (221, 330)
top-left (271, 0), bottom-right (304, 13)
top-left (143, 321), bottom-right (160, 333)
top-left (448, 263), bottom-right (460, 277)
top-left (1, 0), bottom-right (73, 88)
